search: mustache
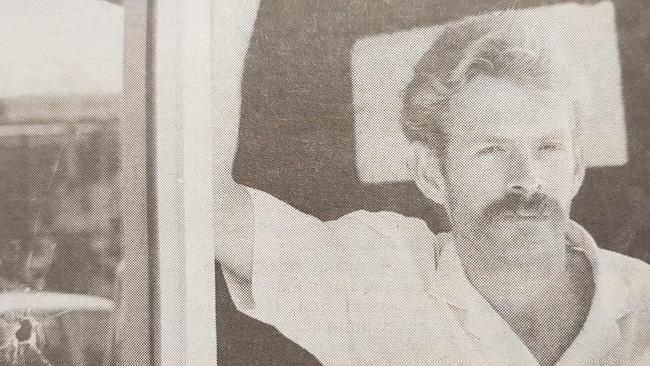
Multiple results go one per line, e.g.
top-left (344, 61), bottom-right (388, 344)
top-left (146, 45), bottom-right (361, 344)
top-left (481, 192), bottom-right (562, 220)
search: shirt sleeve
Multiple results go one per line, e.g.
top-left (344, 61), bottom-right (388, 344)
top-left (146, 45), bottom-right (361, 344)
top-left (223, 187), bottom-right (360, 365)
top-left (222, 187), bottom-right (439, 365)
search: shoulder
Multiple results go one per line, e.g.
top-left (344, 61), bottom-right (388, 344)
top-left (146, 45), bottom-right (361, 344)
top-left (599, 249), bottom-right (650, 306)
top-left (330, 211), bottom-right (442, 270)
top-left (333, 210), bottom-right (433, 239)
top-left (600, 249), bottom-right (650, 280)
top-left (329, 211), bottom-right (441, 293)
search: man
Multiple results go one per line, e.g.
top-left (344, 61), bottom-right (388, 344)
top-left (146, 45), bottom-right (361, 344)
top-left (216, 7), bottom-right (650, 366)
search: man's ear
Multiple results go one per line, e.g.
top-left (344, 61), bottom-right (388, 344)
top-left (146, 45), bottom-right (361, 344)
top-left (409, 142), bottom-right (449, 208)
top-left (571, 135), bottom-right (586, 198)
top-left (571, 150), bottom-right (585, 198)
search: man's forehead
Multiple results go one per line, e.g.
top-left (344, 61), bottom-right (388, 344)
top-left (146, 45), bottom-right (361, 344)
top-left (446, 75), bottom-right (575, 139)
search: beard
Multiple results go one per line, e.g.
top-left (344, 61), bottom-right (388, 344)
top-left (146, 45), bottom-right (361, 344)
top-left (469, 192), bottom-right (568, 259)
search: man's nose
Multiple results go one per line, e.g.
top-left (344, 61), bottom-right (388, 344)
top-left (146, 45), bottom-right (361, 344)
top-left (507, 151), bottom-right (542, 196)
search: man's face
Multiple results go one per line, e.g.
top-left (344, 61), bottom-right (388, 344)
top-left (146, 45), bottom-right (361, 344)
top-left (438, 75), bottom-right (581, 260)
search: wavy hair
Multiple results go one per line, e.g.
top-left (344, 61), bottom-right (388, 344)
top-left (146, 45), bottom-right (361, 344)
top-left (402, 12), bottom-right (587, 156)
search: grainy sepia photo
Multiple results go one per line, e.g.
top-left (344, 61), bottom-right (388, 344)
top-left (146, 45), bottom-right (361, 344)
top-left (0, 1), bottom-right (150, 365)
top-left (215, 0), bottom-right (650, 365)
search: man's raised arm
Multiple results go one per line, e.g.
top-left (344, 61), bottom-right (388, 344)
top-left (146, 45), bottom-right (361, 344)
top-left (213, 0), bottom-right (262, 280)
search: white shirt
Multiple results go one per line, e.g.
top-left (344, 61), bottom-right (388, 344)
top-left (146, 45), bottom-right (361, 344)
top-left (224, 188), bottom-right (650, 365)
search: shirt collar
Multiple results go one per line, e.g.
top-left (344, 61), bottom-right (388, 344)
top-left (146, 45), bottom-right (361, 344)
top-left (555, 221), bottom-right (632, 366)
top-left (416, 220), bottom-right (632, 365)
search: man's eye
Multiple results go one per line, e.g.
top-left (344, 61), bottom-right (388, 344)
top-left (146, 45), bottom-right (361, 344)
top-left (477, 145), bottom-right (505, 155)
top-left (538, 143), bottom-right (562, 152)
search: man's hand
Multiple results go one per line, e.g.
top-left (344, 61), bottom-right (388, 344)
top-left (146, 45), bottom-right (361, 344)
top-left (213, 1), bottom-right (262, 280)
